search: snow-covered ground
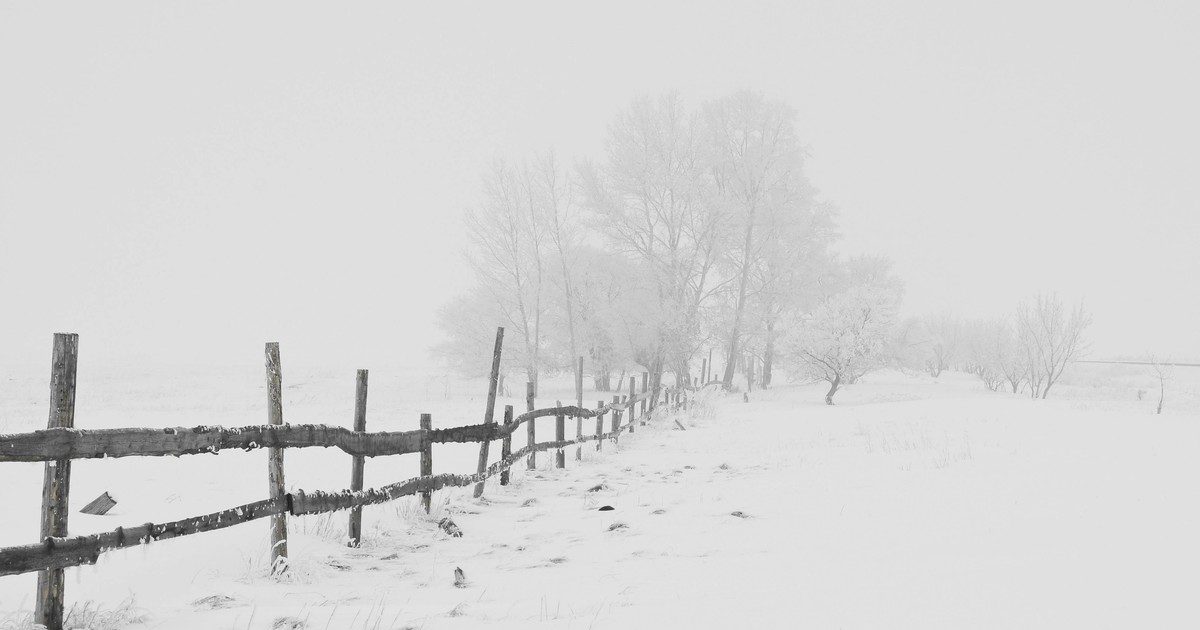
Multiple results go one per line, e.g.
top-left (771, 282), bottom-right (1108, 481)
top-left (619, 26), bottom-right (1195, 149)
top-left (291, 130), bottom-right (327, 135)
top-left (2, 363), bottom-right (1199, 628)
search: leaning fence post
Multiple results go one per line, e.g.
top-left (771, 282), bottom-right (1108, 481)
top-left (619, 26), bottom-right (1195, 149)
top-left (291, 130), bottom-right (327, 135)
top-left (420, 413), bottom-right (433, 513)
top-left (595, 400), bottom-right (604, 451)
top-left (526, 381), bottom-right (536, 470)
top-left (611, 395), bottom-right (621, 444)
top-left (500, 405), bottom-right (514, 486)
top-left (575, 356), bottom-right (584, 462)
top-left (628, 376), bottom-right (637, 432)
top-left (35, 332), bottom-right (78, 630)
top-left (348, 369), bottom-right (369, 547)
top-left (474, 327), bottom-right (505, 498)
top-left (265, 342), bottom-right (288, 574)
top-left (555, 400), bottom-right (566, 469)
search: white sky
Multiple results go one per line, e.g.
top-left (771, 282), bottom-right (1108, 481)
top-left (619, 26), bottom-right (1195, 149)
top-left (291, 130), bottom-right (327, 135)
top-left (2, 1), bottom-right (1198, 370)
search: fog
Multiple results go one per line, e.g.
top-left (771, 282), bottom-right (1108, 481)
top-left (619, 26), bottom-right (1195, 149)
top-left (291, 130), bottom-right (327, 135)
top-left (2, 1), bottom-right (1198, 370)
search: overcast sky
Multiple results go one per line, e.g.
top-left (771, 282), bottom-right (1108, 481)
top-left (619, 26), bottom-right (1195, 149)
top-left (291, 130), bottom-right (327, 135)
top-left (2, 1), bottom-right (1198, 371)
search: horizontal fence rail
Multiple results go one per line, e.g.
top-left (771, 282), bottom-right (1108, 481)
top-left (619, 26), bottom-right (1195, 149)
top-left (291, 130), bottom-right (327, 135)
top-left (0, 406), bottom-right (655, 577)
top-left (0, 329), bottom-right (710, 630)
top-left (0, 400), bottom-right (651, 463)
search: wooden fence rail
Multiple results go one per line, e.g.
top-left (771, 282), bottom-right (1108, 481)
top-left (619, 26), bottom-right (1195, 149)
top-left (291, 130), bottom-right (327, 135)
top-left (0, 331), bottom-right (699, 629)
top-left (0, 413), bottom-right (654, 578)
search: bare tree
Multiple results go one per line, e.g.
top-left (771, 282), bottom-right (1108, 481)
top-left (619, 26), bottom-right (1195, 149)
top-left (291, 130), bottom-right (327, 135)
top-left (1146, 353), bottom-right (1173, 414)
top-left (1015, 293), bottom-right (1091, 399)
top-left (579, 93), bottom-right (725, 393)
top-left (703, 91), bottom-right (813, 391)
top-left (460, 160), bottom-right (552, 390)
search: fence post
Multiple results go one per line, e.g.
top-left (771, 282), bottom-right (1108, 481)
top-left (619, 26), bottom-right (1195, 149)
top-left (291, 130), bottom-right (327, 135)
top-left (612, 396), bottom-right (621, 444)
top-left (420, 413), bottom-right (433, 513)
top-left (595, 400), bottom-right (604, 451)
top-left (707, 348), bottom-right (713, 383)
top-left (473, 327), bottom-right (504, 498)
top-left (500, 405), bottom-right (514, 486)
top-left (264, 342), bottom-right (288, 575)
top-left (701, 358), bottom-right (707, 387)
top-left (348, 369), bottom-right (368, 547)
top-left (526, 382), bottom-right (536, 470)
top-left (34, 333), bottom-right (78, 630)
top-left (555, 400), bottom-right (565, 469)
top-left (628, 376), bottom-right (637, 432)
top-left (575, 356), bottom-right (584, 462)
top-left (642, 372), bottom-right (649, 414)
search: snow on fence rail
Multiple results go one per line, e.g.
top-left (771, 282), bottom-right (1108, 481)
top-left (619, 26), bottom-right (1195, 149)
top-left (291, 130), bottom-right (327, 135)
top-left (0, 330), bottom-right (694, 630)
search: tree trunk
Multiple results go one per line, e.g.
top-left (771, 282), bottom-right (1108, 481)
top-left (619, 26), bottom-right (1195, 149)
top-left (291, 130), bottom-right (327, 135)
top-left (762, 323), bottom-right (774, 388)
top-left (825, 374), bottom-right (841, 405)
top-left (721, 208), bottom-right (757, 390)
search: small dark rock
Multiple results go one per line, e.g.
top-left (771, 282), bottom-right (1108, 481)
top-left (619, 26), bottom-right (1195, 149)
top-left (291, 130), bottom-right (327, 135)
top-left (587, 483), bottom-right (608, 492)
top-left (598, 505), bottom-right (615, 511)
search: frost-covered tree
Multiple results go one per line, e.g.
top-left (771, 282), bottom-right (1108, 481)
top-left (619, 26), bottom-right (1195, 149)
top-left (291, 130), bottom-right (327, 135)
top-left (702, 91), bottom-right (819, 391)
top-left (784, 285), bottom-right (900, 404)
top-left (440, 159), bottom-right (554, 391)
top-left (1016, 293), bottom-right (1091, 399)
top-left (578, 93), bottom-right (725, 393)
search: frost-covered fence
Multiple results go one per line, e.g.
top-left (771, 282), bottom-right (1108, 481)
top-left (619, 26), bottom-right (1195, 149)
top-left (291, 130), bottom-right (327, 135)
top-left (0, 332), bottom-right (690, 629)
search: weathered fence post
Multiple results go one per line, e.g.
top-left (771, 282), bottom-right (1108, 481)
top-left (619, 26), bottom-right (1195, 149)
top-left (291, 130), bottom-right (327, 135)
top-left (500, 405), bottom-right (514, 486)
top-left (628, 376), bottom-right (637, 432)
top-left (35, 333), bottom-right (78, 630)
top-left (555, 400), bottom-right (566, 469)
top-left (575, 356), bottom-right (584, 462)
top-left (641, 372), bottom-right (649, 415)
top-left (595, 400), bottom-right (604, 451)
top-left (474, 327), bottom-right (504, 498)
top-left (526, 382), bottom-right (536, 470)
top-left (707, 348), bottom-right (713, 383)
top-left (348, 369), bottom-right (368, 547)
top-left (420, 413), bottom-right (433, 513)
top-left (611, 396), bottom-right (621, 444)
top-left (701, 358), bottom-right (707, 387)
top-left (264, 342), bottom-right (288, 574)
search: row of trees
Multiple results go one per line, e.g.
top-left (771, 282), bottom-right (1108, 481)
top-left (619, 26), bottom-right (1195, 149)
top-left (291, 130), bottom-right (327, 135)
top-left (438, 91), bottom-right (856, 395)
top-left (909, 294), bottom-right (1091, 399)
top-left (435, 91), bottom-right (1091, 406)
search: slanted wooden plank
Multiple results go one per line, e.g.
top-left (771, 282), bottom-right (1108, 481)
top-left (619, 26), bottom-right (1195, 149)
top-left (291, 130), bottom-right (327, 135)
top-left (474, 327), bottom-right (504, 498)
top-left (79, 492), bottom-right (117, 516)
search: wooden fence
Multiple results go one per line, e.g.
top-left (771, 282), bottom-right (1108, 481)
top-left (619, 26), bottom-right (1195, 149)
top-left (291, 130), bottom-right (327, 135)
top-left (0, 331), bottom-right (694, 630)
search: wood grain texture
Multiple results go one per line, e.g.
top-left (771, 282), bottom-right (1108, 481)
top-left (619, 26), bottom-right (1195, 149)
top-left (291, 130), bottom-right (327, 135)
top-left (35, 332), bottom-right (77, 630)
top-left (347, 370), bottom-right (368, 547)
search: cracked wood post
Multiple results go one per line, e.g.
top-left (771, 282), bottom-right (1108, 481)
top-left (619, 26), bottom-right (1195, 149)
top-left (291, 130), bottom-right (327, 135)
top-left (473, 327), bottom-right (504, 498)
top-left (594, 400), bottom-right (604, 452)
top-left (575, 356), bottom-right (584, 462)
top-left (555, 400), bottom-right (566, 469)
top-left (526, 381), bottom-right (536, 470)
top-left (265, 342), bottom-right (288, 575)
top-left (628, 377), bottom-right (637, 432)
top-left (420, 413), bottom-right (433, 512)
top-left (499, 405), bottom-right (514, 486)
top-left (35, 332), bottom-right (77, 630)
top-left (611, 396), bottom-right (621, 445)
top-left (348, 369), bottom-right (368, 547)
